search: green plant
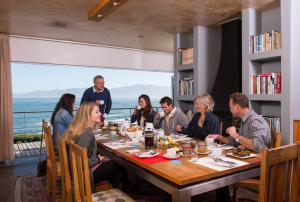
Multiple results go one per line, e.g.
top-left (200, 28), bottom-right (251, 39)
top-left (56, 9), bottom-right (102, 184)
top-left (14, 134), bottom-right (43, 143)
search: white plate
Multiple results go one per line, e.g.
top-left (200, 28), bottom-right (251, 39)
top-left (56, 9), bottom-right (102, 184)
top-left (136, 152), bottom-right (159, 158)
top-left (162, 154), bottom-right (180, 159)
top-left (226, 152), bottom-right (257, 159)
top-left (171, 134), bottom-right (188, 139)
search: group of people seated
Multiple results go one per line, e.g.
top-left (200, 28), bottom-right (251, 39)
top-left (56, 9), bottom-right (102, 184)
top-left (49, 75), bottom-right (271, 201)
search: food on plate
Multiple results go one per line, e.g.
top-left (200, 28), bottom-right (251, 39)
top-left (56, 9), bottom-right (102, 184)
top-left (109, 126), bottom-right (118, 131)
top-left (157, 137), bottom-right (178, 150)
top-left (233, 148), bottom-right (251, 157)
top-left (126, 125), bottom-right (142, 132)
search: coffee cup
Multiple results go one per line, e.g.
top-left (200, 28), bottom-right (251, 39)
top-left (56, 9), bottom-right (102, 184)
top-left (99, 100), bottom-right (104, 105)
top-left (159, 111), bottom-right (164, 117)
top-left (166, 148), bottom-right (176, 157)
top-left (110, 131), bottom-right (117, 136)
top-left (136, 105), bottom-right (142, 110)
top-left (211, 147), bottom-right (223, 157)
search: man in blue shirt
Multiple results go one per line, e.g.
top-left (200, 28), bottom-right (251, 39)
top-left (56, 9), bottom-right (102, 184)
top-left (81, 75), bottom-right (112, 120)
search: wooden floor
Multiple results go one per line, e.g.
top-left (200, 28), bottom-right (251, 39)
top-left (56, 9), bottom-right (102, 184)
top-left (1, 159), bottom-right (298, 202)
top-left (14, 141), bottom-right (45, 158)
top-left (0, 160), bottom-right (38, 202)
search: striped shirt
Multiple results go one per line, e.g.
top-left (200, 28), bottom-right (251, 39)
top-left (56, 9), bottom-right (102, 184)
top-left (229, 110), bottom-right (271, 153)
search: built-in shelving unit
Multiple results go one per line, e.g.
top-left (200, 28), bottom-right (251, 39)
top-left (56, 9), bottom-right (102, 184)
top-left (174, 26), bottom-right (221, 114)
top-left (242, 0), bottom-right (300, 144)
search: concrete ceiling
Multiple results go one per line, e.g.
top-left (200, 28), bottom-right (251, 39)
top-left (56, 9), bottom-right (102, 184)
top-left (0, 0), bottom-right (277, 53)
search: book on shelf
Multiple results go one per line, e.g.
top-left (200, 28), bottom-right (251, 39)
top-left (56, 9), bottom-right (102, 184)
top-left (263, 116), bottom-right (281, 135)
top-left (178, 77), bottom-right (194, 96)
top-left (178, 48), bottom-right (193, 65)
top-left (249, 72), bottom-right (281, 95)
top-left (249, 30), bottom-right (281, 54)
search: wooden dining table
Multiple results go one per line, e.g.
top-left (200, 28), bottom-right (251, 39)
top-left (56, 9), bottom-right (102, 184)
top-left (96, 138), bottom-right (261, 202)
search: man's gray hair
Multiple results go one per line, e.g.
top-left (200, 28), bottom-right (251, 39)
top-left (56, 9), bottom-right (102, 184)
top-left (93, 75), bottom-right (104, 83)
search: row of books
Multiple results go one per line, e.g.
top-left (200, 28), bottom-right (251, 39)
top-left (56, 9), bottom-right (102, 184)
top-left (178, 78), bottom-right (194, 96)
top-left (249, 30), bottom-right (281, 54)
top-left (249, 72), bottom-right (281, 95)
top-left (178, 48), bottom-right (193, 65)
top-left (263, 116), bottom-right (281, 134)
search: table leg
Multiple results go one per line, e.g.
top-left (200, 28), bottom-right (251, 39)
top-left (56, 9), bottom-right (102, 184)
top-left (172, 190), bottom-right (191, 202)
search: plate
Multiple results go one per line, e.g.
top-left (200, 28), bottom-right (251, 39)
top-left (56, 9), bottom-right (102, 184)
top-left (194, 149), bottom-right (211, 155)
top-left (226, 152), bottom-right (257, 159)
top-left (135, 152), bottom-right (159, 158)
top-left (162, 154), bottom-right (180, 159)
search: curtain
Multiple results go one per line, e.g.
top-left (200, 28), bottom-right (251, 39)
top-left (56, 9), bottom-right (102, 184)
top-left (0, 34), bottom-right (14, 161)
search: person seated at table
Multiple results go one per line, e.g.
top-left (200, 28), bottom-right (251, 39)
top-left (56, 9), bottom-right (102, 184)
top-left (50, 93), bottom-right (75, 152)
top-left (153, 96), bottom-right (189, 134)
top-left (131, 94), bottom-right (157, 128)
top-left (208, 92), bottom-right (271, 153)
top-left (181, 93), bottom-right (220, 140)
top-left (64, 102), bottom-right (130, 188)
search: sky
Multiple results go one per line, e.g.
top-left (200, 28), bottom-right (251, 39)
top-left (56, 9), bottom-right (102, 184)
top-left (12, 63), bottom-right (173, 93)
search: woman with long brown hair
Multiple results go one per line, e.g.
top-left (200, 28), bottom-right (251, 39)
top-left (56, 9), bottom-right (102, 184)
top-left (64, 102), bottom-right (130, 188)
top-left (51, 93), bottom-right (75, 152)
top-left (130, 94), bottom-right (157, 127)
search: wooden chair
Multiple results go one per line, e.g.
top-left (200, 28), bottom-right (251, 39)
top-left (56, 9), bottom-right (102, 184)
top-left (57, 136), bottom-right (112, 202)
top-left (57, 136), bottom-right (72, 202)
top-left (233, 133), bottom-right (282, 202)
top-left (43, 120), bottom-right (61, 202)
top-left (69, 141), bottom-right (134, 202)
top-left (259, 143), bottom-right (300, 201)
top-left (293, 120), bottom-right (300, 190)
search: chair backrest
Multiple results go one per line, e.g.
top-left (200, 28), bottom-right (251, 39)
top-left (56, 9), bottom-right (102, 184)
top-left (70, 141), bottom-right (93, 202)
top-left (258, 143), bottom-right (300, 202)
top-left (294, 120), bottom-right (300, 143)
top-left (58, 136), bottom-right (72, 202)
top-left (43, 121), bottom-right (56, 172)
top-left (273, 132), bottom-right (282, 148)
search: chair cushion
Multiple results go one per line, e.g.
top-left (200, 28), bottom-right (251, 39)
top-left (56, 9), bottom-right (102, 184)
top-left (92, 188), bottom-right (135, 202)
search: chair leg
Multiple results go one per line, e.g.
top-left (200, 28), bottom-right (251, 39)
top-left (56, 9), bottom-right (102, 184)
top-left (233, 183), bottom-right (239, 202)
top-left (46, 170), bottom-right (52, 197)
top-left (51, 172), bottom-right (57, 202)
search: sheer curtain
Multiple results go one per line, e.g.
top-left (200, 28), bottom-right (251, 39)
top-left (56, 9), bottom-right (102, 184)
top-left (0, 34), bottom-right (14, 161)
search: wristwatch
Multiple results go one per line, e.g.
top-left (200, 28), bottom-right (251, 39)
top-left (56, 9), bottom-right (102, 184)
top-left (235, 135), bottom-right (240, 142)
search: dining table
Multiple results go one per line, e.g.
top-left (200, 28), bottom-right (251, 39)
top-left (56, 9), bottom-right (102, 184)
top-left (96, 134), bottom-right (261, 202)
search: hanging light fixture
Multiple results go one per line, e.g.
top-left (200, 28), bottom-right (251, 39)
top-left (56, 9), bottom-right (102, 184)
top-left (88, 0), bottom-right (128, 21)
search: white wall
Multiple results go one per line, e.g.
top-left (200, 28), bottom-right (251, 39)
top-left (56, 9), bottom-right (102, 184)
top-left (10, 36), bottom-right (174, 72)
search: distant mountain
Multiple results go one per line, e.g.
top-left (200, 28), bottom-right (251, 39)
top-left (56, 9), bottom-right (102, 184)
top-left (13, 84), bottom-right (172, 99)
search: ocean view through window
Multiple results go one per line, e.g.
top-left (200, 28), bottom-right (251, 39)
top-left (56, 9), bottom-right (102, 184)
top-left (12, 63), bottom-right (173, 138)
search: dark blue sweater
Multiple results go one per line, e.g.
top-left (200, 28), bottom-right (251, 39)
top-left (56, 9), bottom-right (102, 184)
top-left (80, 87), bottom-right (112, 114)
top-left (183, 112), bottom-right (220, 140)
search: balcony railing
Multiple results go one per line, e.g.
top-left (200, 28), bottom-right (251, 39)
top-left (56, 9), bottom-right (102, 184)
top-left (13, 107), bottom-right (161, 158)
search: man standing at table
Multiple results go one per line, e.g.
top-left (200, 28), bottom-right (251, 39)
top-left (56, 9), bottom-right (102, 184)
top-left (208, 92), bottom-right (271, 153)
top-left (81, 75), bottom-right (112, 121)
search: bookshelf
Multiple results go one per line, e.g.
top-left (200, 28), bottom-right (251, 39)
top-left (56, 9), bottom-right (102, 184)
top-left (242, 0), bottom-right (300, 144)
top-left (174, 26), bottom-right (221, 114)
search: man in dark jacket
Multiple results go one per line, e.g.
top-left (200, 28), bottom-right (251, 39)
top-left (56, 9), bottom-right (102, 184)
top-left (81, 75), bottom-right (112, 121)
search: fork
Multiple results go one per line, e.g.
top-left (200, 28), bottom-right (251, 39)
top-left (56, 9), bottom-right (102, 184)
top-left (212, 157), bottom-right (238, 166)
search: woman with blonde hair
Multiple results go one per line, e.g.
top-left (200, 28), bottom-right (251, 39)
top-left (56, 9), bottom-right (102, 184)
top-left (64, 102), bottom-right (129, 188)
top-left (183, 93), bottom-right (220, 140)
top-left (182, 94), bottom-right (230, 202)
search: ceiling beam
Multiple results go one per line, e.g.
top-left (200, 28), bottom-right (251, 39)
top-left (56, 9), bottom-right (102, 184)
top-left (88, 0), bottom-right (128, 21)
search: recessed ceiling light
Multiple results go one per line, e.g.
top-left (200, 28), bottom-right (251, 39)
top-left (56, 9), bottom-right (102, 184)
top-left (97, 14), bottom-right (103, 18)
top-left (138, 35), bottom-right (144, 38)
top-left (113, 2), bottom-right (119, 6)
